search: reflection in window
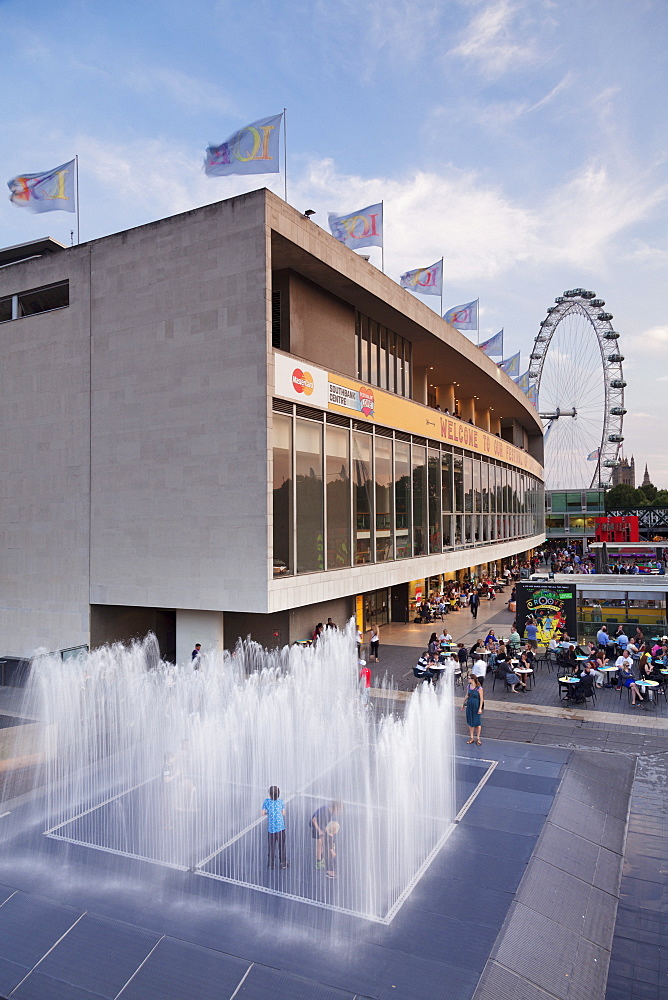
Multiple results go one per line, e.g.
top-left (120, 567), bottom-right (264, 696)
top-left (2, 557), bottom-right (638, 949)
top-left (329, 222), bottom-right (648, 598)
top-left (395, 440), bottom-right (411, 558)
top-left (375, 436), bottom-right (394, 561)
top-left (296, 419), bottom-right (324, 573)
top-left (326, 425), bottom-right (351, 569)
top-left (353, 432), bottom-right (373, 564)
top-left (428, 448), bottom-right (441, 552)
top-left (463, 457), bottom-right (473, 513)
top-left (412, 445), bottom-right (427, 556)
top-left (441, 451), bottom-right (453, 512)
top-left (272, 414), bottom-right (292, 576)
top-left (453, 453), bottom-right (464, 513)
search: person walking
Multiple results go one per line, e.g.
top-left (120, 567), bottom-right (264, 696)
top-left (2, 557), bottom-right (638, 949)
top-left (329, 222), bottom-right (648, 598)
top-left (262, 785), bottom-right (289, 869)
top-left (462, 675), bottom-right (484, 745)
top-left (369, 623), bottom-right (380, 662)
top-left (469, 590), bottom-right (480, 619)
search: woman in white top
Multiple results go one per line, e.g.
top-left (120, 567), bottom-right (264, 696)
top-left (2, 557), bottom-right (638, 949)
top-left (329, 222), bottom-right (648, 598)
top-left (369, 624), bottom-right (380, 662)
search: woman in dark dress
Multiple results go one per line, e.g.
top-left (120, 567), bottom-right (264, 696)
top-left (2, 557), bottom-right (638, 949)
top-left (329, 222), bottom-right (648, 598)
top-left (462, 674), bottom-right (484, 745)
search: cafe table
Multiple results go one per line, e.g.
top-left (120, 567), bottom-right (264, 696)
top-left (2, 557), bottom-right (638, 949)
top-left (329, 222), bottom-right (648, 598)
top-left (635, 678), bottom-right (659, 708)
top-left (558, 675), bottom-right (579, 700)
top-left (597, 665), bottom-right (618, 688)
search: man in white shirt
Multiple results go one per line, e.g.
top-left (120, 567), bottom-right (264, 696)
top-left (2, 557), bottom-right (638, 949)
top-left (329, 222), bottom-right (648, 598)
top-left (472, 656), bottom-right (487, 682)
top-left (615, 649), bottom-right (633, 689)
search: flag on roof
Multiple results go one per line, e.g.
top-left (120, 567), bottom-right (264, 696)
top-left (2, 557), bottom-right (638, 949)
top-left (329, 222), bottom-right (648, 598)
top-left (328, 202), bottom-right (383, 250)
top-left (205, 113), bottom-right (283, 176)
top-left (443, 299), bottom-right (478, 330)
top-left (399, 258), bottom-right (443, 296)
top-left (8, 159), bottom-right (76, 213)
top-left (479, 329), bottom-right (503, 356)
top-left (514, 370), bottom-right (530, 393)
top-left (499, 352), bottom-right (520, 377)
top-left (527, 384), bottom-right (538, 407)
top-left (587, 448), bottom-right (600, 461)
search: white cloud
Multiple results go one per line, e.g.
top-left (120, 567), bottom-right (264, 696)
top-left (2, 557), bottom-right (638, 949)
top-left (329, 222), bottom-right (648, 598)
top-left (123, 66), bottom-right (235, 117)
top-left (449, 0), bottom-right (539, 78)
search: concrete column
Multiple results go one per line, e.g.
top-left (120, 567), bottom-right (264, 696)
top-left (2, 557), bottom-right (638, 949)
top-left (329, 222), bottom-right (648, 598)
top-left (176, 609), bottom-right (224, 665)
top-left (477, 408), bottom-right (491, 431)
top-left (459, 396), bottom-right (476, 423)
top-left (436, 384), bottom-right (456, 413)
top-left (490, 415), bottom-right (502, 435)
top-left (413, 367), bottom-right (428, 405)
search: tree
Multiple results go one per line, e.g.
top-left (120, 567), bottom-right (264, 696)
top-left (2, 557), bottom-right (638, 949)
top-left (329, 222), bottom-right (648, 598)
top-left (652, 489), bottom-right (668, 506)
top-left (639, 481), bottom-right (658, 502)
top-left (605, 483), bottom-right (647, 510)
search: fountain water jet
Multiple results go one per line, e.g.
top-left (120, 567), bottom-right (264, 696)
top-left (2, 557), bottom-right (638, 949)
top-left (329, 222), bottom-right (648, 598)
top-left (23, 624), bottom-right (455, 923)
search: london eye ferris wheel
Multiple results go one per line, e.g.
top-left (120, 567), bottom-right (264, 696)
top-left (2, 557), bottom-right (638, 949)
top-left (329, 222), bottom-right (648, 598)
top-left (529, 289), bottom-right (626, 491)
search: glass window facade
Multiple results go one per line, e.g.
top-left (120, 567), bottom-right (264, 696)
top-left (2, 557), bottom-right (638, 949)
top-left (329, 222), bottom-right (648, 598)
top-left (326, 425), bottom-right (351, 569)
top-left (295, 419), bottom-right (324, 573)
top-left (272, 414), bottom-right (292, 576)
top-left (273, 406), bottom-right (545, 575)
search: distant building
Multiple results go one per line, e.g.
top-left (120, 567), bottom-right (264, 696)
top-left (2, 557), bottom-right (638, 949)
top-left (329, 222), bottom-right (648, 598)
top-left (612, 455), bottom-right (635, 487)
top-left (642, 464), bottom-right (651, 487)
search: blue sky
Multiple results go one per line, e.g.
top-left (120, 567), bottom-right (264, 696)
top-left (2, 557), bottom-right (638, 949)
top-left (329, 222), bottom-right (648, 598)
top-left (2, 0), bottom-right (667, 486)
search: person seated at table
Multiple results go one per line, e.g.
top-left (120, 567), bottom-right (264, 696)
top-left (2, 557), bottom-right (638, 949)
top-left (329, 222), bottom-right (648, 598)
top-left (618, 661), bottom-right (644, 706)
top-left (484, 629), bottom-right (497, 649)
top-left (570, 667), bottom-right (595, 703)
top-left (521, 645), bottom-right (535, 667)
top-left (640, 656), bottom-right (662, 682)
top-left (469, 639), bottom-right (484, 660)
top-left (614, 648), bottom-right (634, 688)
top-left (439, 628), bottom-right (453, 647)
top-left (413, 654), bottom-right (434, 683)
top-left (427, 633), bottom-right (440, 661)
top-left (500, 658), bottom-right (527, 692)
top-left (437, 598), bottom-right (448, 616)
top-left (471, 655), bottom-right (487, 684)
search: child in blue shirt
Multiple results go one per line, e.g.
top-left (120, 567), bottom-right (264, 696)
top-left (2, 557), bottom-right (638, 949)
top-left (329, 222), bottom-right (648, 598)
top-left (262, 785), bottom-right (289, 870)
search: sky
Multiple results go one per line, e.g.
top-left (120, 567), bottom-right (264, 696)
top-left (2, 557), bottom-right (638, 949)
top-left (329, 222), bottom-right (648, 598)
top-left (1, 0), bottom-right (667, 487)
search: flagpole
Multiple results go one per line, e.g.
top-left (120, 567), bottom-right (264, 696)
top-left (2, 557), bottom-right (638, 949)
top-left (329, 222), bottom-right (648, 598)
top-left (476, 297), bottom-right (480, 346)
top-left (381, 201), bottom-right (384, 273)
top-left (440, 257), bottom-right (443, 316)
top-left (75, 154), bottom-right (80, 245)
top-left (283, 108), bottom-right (287, 202)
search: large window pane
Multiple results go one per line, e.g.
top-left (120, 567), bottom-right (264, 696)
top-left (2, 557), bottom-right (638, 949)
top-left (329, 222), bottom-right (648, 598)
top-left (353, 432), bottom-right (373, 564)
top-left (463, 457), bottom-right (473, 513)
top-left (272, 414), bottom-right (292, 576)
top-left (453, 453), bottom-right (464, 512)
top-left (412, 445), bottom-right (427, 556)
top-left (489, 465), bottom-right (497, 513)
top-left (473, 459), bottom-right (481, 512)
top-left (428, 448), bottom-right (441, 552)
top-left (395, 440), bottom-right (411, 558)
top-left (326, 426), bottom-right (351, 569)
top-left (375, 436), bottom-right (394, 561)
top-left (441, 450), bottom-right (453, 512)
top-left (296, 419), bottom-right (323, 573)
top-left (443, 514), bottom-right (453, 548)
top-left (481, 462), bottom-right (489, 512)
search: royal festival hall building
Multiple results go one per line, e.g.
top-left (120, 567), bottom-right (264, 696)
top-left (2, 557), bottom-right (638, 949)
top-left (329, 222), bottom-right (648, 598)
top-left (0, 189), bottom-right (544, 665)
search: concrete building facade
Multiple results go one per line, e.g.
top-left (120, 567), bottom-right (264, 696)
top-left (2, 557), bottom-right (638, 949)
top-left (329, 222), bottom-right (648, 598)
top-left (0, 190), bottom-right (544, 663)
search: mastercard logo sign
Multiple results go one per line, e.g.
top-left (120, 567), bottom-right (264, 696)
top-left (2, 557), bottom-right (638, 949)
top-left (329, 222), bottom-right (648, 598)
top-left (292, 368), bottom-right (314, 396)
